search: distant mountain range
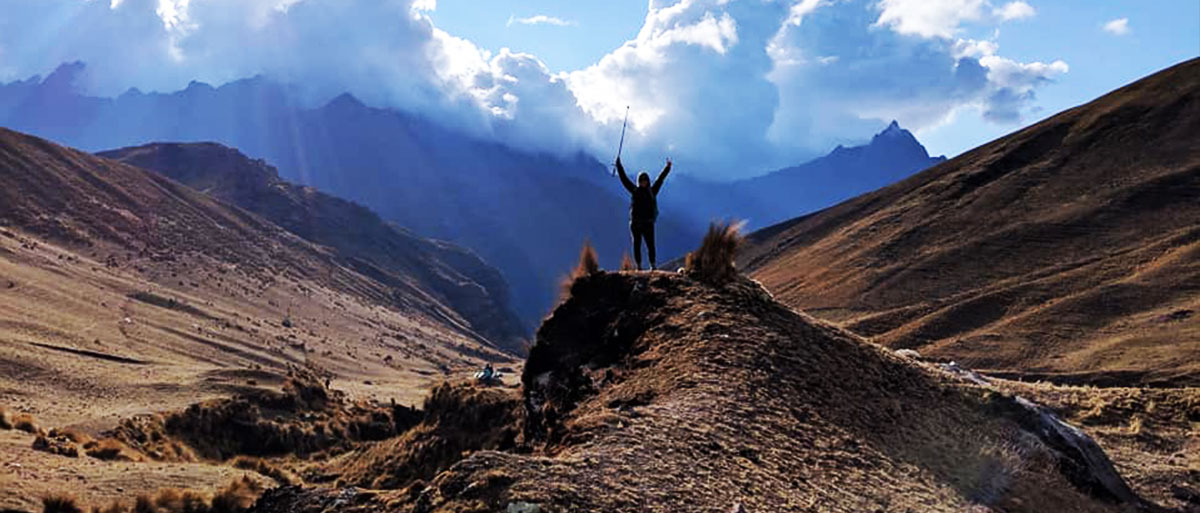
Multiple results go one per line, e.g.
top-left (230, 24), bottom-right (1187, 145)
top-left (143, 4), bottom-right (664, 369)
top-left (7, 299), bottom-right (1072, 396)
top-left (742, 57), bottom-right (1200, 387)
top-left (0, 126), bottom-right (511, 377)
top-left (0, 62), bottom-right (945, 322)
top-left (664, 120), bottom-right (946, 230)
top-left (97, 142), bottom-right (526, 353)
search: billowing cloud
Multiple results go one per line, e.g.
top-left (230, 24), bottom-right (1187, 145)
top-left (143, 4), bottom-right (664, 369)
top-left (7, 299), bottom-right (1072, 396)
top-left (507, 15), bottom-right (574, 27)
top-left (572, 0), bottom-right (1067, 173)
top-left (0, 0), bottom-right (1068, 178)
top-left (566, 0), bottom-right (785, 174)
top-left (874, 0), bottom-right (987, 39)
top-left (993, 1), bottom-right (1035, 21)
top-left (1103, 17), bottom-right (1130, 36)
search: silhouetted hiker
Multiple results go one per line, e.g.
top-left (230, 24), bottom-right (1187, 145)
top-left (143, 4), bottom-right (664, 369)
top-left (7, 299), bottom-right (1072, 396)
top-left (616, 156), bottom-right (671, 270)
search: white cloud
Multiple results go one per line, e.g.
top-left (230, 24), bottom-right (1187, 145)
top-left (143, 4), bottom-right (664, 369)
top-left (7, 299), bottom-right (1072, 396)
top-left (767, 0), bottom-right (1067, 157)
top-left (993, 1), bottom-right (1035, 21)
top-left (874, 0), bottom-right (987, 39)
top-left (1103, 17), bottom-right (1130, 36)
top-left (0, 0), bottom-right (1070, 178)
top-left (977, 55), bottom-right (1067, 121)
top-left (507, 15), bottom-right (574, 27)
top-left (566, 0), bottom-right (781, 173)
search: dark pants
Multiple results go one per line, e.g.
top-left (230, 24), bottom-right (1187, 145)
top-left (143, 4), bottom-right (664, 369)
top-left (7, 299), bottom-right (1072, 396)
top-left (631, 220), bottom-right (656, 270)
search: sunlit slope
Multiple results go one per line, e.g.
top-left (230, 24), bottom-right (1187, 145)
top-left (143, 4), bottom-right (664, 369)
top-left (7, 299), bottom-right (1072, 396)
top-left (742, 58), bottom-right (1200, 386)
top-left (0, 127), bottom-right (512, 430)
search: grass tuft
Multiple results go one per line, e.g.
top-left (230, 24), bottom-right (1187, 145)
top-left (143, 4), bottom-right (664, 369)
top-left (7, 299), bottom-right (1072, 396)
top-left (208, 476), bottom-right (263, 513)
top-left (33, 434), bottom-right (80, 458)
top-left (83, 438), bottom-right (141, 462)
top-left (230, 456), bottom-right (300, 486)
top-left (619, 252), bottom-right (635, 271)
top-left (14, 412), bottom-right (40, 434)
top-left (49, 427), bottom-right (93, 445)
top-left (41, 495), bottom-right (83, 513)
top-left (560, 240), bottom-right (600, 300)
top-left (684, 221), bottom-right (745, 286)
top-left (90, 501), bottom-right (127, 513)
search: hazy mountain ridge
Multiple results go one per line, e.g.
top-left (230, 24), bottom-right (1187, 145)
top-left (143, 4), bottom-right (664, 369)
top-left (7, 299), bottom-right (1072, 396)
top-left (662, 120), bottom-right (946, 230)
top-left (0, 62), bottom-right (947, 322)
top-left (742, 58), bottom-right (1200, 386)
top-left (0, 65), bottom-right (699, 323)
top-left (97, 142), bottom-right (527, 352)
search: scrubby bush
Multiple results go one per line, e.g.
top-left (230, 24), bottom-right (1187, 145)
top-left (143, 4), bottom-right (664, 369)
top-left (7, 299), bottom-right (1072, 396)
top-left (40, 495), bottom-right (83, 513)
top-left (208, 477), bottom-right (263, 513)
top-left (107, 365), bottom-right (403, 462)
top-left (13, 413), bottom-right (40, 435)
top-left (90, 502), bottom-right (127, 513)
top-left (49, 428), bottom-right (93, 445)
top-left (570, 241), bottom-right (599, 278)
top-left (619, 252), bottom-right (635, 271)
top-left (84, 438), bottom-right (141, 462)
top-left (33, 434), bottom-right (80, 457)
top-left (560, 241), bottom-right (600, 300)
top-left (230, 456), bottom-right (299, 486)
top-left (684, 221), bottom-right (745, 286)
top-left (85, 477), bottom-right (266, 513)
top-left (150, 488), bottom-right (209, 513)
top-left (334, 382), bottom-right (520, 490)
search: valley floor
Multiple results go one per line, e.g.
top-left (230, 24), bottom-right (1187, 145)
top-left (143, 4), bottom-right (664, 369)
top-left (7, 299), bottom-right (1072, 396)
top-left (0, 227), bottom-right (517, 511)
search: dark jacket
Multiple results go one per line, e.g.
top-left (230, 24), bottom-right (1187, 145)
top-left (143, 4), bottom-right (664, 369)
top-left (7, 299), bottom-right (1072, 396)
top-left (617, 160), bottom-right (671, 223)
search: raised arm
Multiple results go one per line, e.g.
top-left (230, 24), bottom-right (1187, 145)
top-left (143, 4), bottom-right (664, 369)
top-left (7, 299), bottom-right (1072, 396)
top-left (616, 157), bottom-right (636, 193)
top-left (652, 159), bottom-right (672, 194)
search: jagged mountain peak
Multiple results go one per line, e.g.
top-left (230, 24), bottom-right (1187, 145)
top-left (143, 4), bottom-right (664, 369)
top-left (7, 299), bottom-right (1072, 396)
top-left (869, 119), bottom-right (924, 153)
top-left (39, 61), bottom-right (87, 92)
top-left (326, 91), bottom-right (366, 109)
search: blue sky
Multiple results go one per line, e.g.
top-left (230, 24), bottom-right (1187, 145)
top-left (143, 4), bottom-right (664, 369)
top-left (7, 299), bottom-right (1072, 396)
top-left (431, 0), bottom-right (1199, 160)
top-left (0, 0), bottom-right (1196, 178)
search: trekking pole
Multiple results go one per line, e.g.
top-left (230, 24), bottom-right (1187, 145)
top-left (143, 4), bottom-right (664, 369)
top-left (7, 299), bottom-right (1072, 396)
top-left (612, 106), bottom-right (629, 176)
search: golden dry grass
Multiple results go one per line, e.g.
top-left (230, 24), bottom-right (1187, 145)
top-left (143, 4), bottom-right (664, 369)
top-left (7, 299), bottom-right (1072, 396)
top-left (48, 428), bottom-right (93, 446)
top-left (13, 413), bottom-right (40, 435)
top-left (37, 477), bottom-right (265, 513)
top-left (82, 438), bottom-right (141, 462)
top-left (994, 380), bottom-right (1200, 510)
top-left (559, 240), bottom-right (600, 300)
top-left (684, 220), bottom-right (745, 286)
top-left (619, 252), bottom-right (635, 271)
top-left (331, 381), bottom-right (520, 490)
top-left (571, 241), bottom-right (600, 278)
top-left (740, 58), bottom-right (1200, 386)
top-left (261, 271), bottom-right (1138, 513)
top-left (229, 456), bottom-right (299, 486)
top-left (40, 495), bottom-right (83, 513)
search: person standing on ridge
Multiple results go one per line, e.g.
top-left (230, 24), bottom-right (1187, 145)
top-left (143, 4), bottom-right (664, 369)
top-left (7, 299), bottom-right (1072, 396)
top-left (616, 156), bottom-right (671, 270)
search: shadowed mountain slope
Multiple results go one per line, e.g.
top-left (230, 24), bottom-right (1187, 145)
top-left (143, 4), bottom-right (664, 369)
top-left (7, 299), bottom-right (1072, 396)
top-left (250, 269), bottom-right (1160, 513)
top-left (0, 72), bottom-right (699, 323)
top-left (0, 127), bottom-right (513, 450)
top-left (741, 58), bottom-right (1200, 386)
top-left (97, 142), bottom-right (526, 353)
